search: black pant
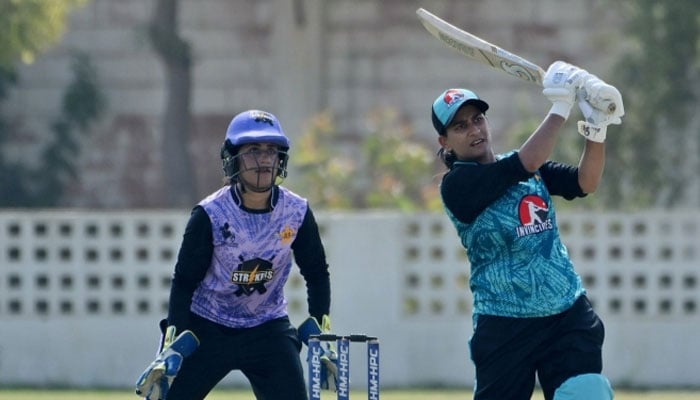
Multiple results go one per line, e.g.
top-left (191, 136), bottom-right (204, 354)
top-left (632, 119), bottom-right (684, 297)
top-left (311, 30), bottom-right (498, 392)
top-left (470, 295), bottom-right (605, 400)
top-left (166, 314), bottom-right (307, 400)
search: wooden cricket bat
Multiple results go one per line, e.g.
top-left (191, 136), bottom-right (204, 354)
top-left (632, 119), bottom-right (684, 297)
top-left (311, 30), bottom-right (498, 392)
top-left (417, 8), bottom-right (618, 114)
top-left (416, 8), bottom-right (546, 86)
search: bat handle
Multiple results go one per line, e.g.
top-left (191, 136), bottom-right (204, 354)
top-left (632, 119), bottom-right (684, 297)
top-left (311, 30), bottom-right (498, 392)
top-left (576, 88), bottom-right (616, 114)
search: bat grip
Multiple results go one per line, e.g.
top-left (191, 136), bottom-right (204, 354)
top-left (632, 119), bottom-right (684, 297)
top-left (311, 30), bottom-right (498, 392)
top-left (577, 88), bottom-right (616, 114)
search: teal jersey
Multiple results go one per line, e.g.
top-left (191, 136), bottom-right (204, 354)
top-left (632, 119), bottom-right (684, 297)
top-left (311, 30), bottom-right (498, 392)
top-left (442, 153), bottom-right (585, 321)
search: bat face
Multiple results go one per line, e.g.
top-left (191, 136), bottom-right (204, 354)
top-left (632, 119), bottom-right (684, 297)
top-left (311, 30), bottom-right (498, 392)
top-left (417, 8), bottom-right (620, 115)
top-left (497, 59), bottom-right (544, 85)
top-left (417, 8), bottom-right (545, 86)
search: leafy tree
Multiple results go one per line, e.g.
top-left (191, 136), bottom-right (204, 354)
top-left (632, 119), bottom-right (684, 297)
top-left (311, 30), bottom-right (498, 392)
top-left (37, 53), bottom-right (106, 206)
top-left (0, 0), bottom-right (99, 207)
top-left (0, 0), bottom-right (87, 67)
top-left (503, 2), bottom-right (700, 210)
top-left (604, 0), bottom-right (700, 208)
top-left (0, 66), bottom-right (23, 202)
top-left (291, 108), bottom-right (443, 211)
top-left (0, 52), bottom-right (105, 207)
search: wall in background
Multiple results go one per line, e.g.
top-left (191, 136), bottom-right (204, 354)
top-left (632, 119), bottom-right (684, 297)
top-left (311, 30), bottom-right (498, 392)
top-left (1, 209), bottom-right (698, 388)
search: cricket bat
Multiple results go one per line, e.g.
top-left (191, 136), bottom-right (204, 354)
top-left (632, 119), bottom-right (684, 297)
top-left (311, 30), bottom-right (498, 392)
top-left (416, 8), bottom-right (546, 86)
top-left (416, 8), bottom-right (617, 114)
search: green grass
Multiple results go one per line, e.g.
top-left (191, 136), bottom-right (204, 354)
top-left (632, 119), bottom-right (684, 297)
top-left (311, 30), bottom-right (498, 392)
top-left (0, 388), bottom-right (698, 399)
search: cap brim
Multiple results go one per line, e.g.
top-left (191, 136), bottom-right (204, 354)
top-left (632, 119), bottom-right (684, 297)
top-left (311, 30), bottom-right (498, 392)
top-left (444, 98), bottom-right (489, 127)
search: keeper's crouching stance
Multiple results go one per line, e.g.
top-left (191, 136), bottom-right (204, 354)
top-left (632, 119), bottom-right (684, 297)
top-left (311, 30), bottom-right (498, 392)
top-left (135, 109), bottom-right (332, 400)
top-left (135, 320), bottom-right (200, 400)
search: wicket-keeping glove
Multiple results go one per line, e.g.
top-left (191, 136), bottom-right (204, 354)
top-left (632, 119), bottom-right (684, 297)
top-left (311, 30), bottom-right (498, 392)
top-left (135, 322), bottom-right (200, 400)
top-left (298, 315), bottom-right (338, 391)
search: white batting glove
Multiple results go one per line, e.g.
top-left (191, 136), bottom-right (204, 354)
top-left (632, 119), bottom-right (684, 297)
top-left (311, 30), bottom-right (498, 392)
top-left (578, 72), bottom-right (625, 119)
top-left (576, 98), bottom-right (622, 143)
top-left (575, 75), bottom-right (624, 142)
top-left (542, 61), bottom-right (587, 120)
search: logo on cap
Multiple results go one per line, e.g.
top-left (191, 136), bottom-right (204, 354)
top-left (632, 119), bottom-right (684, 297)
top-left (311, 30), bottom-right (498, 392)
top-left (443, 89), bottom-right (465, 108)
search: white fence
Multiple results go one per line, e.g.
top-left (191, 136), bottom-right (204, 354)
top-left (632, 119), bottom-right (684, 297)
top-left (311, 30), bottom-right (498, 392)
top-left (0, 210), bottom-right (699, 389)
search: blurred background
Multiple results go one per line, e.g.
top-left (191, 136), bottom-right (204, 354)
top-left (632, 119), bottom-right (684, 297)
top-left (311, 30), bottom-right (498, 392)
top-left (1, 0), bottom-right (698, 393)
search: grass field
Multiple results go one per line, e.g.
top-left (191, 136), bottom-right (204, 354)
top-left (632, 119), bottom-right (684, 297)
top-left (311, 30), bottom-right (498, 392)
top-left (0, 388), bottom-right (699, 399)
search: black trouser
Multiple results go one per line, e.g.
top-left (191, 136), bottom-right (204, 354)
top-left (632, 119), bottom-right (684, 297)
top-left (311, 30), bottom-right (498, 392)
top-left (166, 314), bottom-right (307, 400)
top-left (470, 295), bottom-right (605, 400)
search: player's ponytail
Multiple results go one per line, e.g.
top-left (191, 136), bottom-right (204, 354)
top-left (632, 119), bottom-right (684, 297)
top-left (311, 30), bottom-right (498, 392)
top-left (437, 147), bottom-right (457, 169)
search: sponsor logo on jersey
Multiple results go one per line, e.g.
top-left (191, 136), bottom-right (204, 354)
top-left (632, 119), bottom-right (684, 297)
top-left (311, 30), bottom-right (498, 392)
top-left (232, 257), bottom-right (274, 296)
top-left (219, 222), bottom-right (234, 240)
top-left (279, 225), bottom-right (296, 244)
top-left (516, 194), bottom-right (553, 237)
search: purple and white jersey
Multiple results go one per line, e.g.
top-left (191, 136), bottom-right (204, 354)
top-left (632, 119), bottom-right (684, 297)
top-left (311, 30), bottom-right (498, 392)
top-left (191, 186), bottom-right (308, 328)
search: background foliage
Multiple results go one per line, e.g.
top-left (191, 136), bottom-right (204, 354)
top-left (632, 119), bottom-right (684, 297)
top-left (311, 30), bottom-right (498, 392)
top-left (0, 0), bottom-right (87, 67)
top-left (290, 108), bottom-right (443, 211)
top-left (1, 0), bottom-right (699, 210)
top-left (604, 0), bottom-right (700, 208)
top-left (0, 52), bottom-right (105, 207)
top-left (504, 0), bottom-right (700, 210)
top-left (0, 0), bottom-right (102, 207)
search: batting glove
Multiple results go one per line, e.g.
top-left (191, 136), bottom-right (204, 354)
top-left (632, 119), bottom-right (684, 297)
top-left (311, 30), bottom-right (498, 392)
top-left (579, 72), bottom-right (625, 119)
top-left (135, 325), bottom-right (200, 400)
top-left (543, 61), bottom-right (587, 120)
top-left (576, 82), bottom-right (624, 143)
top-left (298, 315), bottom-right (339, 391)
top-left (576, 99), bottom-right (622, 143)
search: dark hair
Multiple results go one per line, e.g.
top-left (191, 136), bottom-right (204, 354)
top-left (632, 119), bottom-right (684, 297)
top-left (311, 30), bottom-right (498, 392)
top-left (437, 147), bottom-right (457, 169)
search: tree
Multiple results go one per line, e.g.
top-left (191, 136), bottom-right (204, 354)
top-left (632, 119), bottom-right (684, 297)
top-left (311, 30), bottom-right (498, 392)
top-left (291, 108), bottom-right (443, 211)
top-left (0, 0), bottom-right (87, 67)
top-left (502, 2), bottom-right (700, 210)
top-left (147, 0), bottom-right (197, 207)
top-left (0, 0), bottom-right (99, 208)
top-left (604, 0), bottom-right (700, 208)
top-left (0, 52), bottom-right (105, 207)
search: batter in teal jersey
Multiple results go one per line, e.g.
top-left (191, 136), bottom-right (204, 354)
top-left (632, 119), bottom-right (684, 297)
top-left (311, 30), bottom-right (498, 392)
top-left (431, 61), bottom-right (625, 400)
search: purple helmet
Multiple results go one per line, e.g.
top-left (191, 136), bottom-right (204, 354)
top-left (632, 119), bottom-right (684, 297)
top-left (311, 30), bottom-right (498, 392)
top-left (224, 110), bottom-right (290, 149)
top-left (221, 110), bottom-right (290, 182)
